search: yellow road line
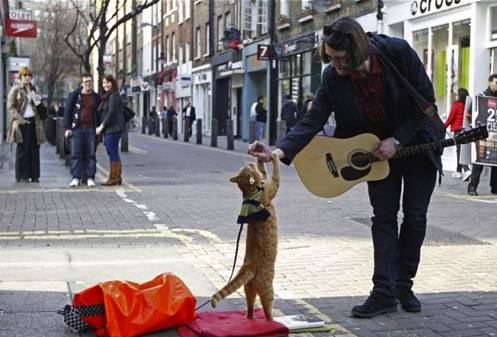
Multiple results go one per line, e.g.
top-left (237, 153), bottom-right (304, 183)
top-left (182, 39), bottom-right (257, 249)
top-left (292, 298), bottom-right (358, 337)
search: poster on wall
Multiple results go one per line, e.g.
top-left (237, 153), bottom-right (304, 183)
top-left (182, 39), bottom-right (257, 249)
top-left (474, 95), bottom-right (497, 167)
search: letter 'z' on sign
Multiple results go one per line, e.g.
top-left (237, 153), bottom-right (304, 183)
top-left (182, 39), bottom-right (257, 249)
top-left (257, 44), bottom-right (275, 61)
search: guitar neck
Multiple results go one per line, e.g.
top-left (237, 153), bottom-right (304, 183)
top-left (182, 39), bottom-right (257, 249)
top-left (394, 138), bottom-right (460, 158)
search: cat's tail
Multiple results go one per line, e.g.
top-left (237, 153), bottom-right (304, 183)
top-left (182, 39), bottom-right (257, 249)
top-left (210, 266), bottom-right (255, 308)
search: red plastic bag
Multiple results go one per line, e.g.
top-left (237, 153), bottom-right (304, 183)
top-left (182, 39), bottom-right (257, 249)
top-left (73, 273), bottom-right (196, 337)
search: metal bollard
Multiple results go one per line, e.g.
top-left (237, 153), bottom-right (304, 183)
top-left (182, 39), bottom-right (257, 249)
top-left (276, 120), bottom-right (287, 145)
top-left (57, 118), bottom-right (65, 159)
top-left (162, 118), bottom-right (168, 138)
top-left (226, 119), bottom-right (234, 151)
top-left (172, 117), bottom-right (178, 140)
top-left (196, 119), bottom-right (202, 145)
top-left (249, 120), bottom-right (257, 143)
top-left (183, 119), bottom-right (190, 142)
top-left (142, 116), bottom-right (147, 134)
top-left (121, 125), bottom-right (129, 152)
top-left (148, 117), bottom-right (154, 135)
top-left (55, 117), bottom-right (61, 154)
top-left (155, 117), bottom-right (160, 137)
top-left (211, 119), bottom-right (218, 147)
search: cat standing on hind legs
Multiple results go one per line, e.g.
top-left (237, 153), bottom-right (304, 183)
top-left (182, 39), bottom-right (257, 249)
top-left (210, 154), bottom-right (280, 320)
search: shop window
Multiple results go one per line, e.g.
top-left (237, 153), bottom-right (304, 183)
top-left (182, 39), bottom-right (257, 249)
top-left (432, 24), bottom-right (449, 115)
top-left (491, 6), bottom-right (497, 40)
top-left (452, 20), bottom-right (470, 94)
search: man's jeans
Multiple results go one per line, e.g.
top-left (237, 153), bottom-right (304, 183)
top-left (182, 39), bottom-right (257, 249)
top-left (70, 128), bottom-right (96, 179)
top-left (256, 122), bottom-right (265, 140)
top-left (367, 154), bottom-right (437, 297)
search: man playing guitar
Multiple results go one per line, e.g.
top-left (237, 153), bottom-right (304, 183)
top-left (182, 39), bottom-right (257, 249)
top-left (249, 17), bottom-right (444, 318)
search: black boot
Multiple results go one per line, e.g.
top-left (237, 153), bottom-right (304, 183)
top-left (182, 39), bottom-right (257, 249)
top-left (467, 184), bottom-right (478, 196)
top-left (351, 292), bottom-right (397, 318)
top-left (396, 286), bottom-right (422, 312)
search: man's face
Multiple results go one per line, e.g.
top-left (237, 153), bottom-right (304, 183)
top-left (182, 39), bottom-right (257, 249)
top-left (324, 45), bottom-right (352, 76)
top-left (490, 78), bottom-right (497, 93)
top-left (81, 76), bottom-right (93, 92)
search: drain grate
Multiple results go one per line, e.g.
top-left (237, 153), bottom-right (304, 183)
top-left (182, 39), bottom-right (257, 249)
top-left (349, 217), bottom-right (488, 246)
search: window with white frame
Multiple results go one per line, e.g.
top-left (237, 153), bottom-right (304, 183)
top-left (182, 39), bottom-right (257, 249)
top-left (217, 15), bottom-right (223, 51)
top-left (301, 0), bottom-right (312, 10)
top-left (178, 0), bottom-right (184, 23)
top-left (225, 11), bottom-right (231, 28)
top-left (165, 35), bottom-right (169, 63)
top-left (196, 27), bottom-right (201, 58)
top-left (206, 23), bottom-right (210, 55)
top-left (243, 0), bottom-right (253, 39)
top-left (185, 42), bottom-right (190, 62)
top-left (258, 0), bottom-right (268, 35)
top-left (179, 45), bottom-right (184, 64)
top-left (172, 32), bottom-right (176, 61)
top-left (185, 0), bottom-right (191, 20)
top-left (280, 0), bottom-right (289, 16)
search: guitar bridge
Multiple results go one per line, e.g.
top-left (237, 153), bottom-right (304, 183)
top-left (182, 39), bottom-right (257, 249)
top-left (326, 153), bottom-right (339, 178)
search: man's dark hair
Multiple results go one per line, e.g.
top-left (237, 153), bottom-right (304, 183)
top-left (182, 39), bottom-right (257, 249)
top-left (489, 74), bottom-right (497, 82)
top-left (320, 17), bottom-right (369, 69)
top-left (81, 73), bottom-right (93, 79)
top-left (258, 95), bottom-right (263, 101)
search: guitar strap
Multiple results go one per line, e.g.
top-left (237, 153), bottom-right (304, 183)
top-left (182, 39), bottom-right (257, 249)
top-left (369, 42), bottom-right (446, 133)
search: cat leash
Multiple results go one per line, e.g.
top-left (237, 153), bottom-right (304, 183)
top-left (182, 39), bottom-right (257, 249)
top-left (194, 223), bottom-right (245, 311)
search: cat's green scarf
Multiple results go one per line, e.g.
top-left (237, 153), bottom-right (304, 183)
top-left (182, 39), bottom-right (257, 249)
top-left (237, 183), bottom-right (270, 224)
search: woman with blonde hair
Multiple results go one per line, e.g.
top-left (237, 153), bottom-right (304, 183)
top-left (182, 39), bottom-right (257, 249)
top-left (7, 67), bottom-right (47, 182)
top-left (96, 74), bottom-right (125, 186)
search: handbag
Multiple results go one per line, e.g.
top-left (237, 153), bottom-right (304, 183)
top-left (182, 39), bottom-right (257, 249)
top-left (123, 105), bottom-right (136, 123)
top-left (36, 103), bottom-right (48, 120)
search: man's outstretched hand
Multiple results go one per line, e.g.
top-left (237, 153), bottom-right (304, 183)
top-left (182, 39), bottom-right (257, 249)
top-left (248, 141), bottom-right (272, 162)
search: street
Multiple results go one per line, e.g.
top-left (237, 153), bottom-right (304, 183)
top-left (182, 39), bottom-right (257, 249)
top-left (1, 133), bottom-right (497, 337)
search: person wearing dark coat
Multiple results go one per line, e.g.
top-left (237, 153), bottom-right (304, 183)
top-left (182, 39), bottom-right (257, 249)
top-left (182, 100), bottom-right (196, 138)
top-left (166, 106), bottom-right (177, 137)
top-left (96, 74), bottom-right (125, 186)
top-left (249, 17), bottom-right (444, 318)
top-left (467, 74), bottom-right (497, 195)
top-left (280, 94), bottom-right (298, 134)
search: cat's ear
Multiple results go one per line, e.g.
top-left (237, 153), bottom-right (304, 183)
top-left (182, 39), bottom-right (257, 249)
top-left (229, 176), bottom-right (238, 183)
top-left (249, 176), bottom-right (255, 185)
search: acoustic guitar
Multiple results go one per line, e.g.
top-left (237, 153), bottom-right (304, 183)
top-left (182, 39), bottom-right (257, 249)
top-left (293, 126), bottom-right (488, 198)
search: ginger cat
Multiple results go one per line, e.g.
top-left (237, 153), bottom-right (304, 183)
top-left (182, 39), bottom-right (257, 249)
top-left (210, 154), bottom-right (280, 320)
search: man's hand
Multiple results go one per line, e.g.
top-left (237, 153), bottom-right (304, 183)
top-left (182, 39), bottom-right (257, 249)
top-left (64, 130), bottom-right (72, 138)
top-left (96, 124), bottom-right (104, 135)
top-left (373, 137), bottom-right (398, 161)
top-left (248, 141), bottom-right (272, 162)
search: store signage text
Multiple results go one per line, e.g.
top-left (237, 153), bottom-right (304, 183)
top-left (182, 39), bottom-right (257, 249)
top-left (6, 9), bottom-right (37, 38)
top-left (411, 0), bottom-right (462, 16)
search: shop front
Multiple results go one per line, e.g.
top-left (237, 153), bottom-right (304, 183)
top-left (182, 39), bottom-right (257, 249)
top-left (277, 32), bottom-right (320, 119)
top-left (192, 64), bottom-right (212, 135)
top-left (242, 41), bottom-right (269, 141)
top-left (387, 0), bottom-right (496, 117)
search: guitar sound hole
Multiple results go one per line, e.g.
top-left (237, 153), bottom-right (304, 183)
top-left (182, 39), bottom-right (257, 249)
top-left (350, 151), bottom-right (370, 169)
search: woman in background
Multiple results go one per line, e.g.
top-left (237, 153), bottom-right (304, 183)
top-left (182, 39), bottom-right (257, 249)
top-left (7, 67), bottom-right (46, 183)
top-left (445, 88), bottom-right (471, 180)
top-left (96, 74), bottom-right (125, 186)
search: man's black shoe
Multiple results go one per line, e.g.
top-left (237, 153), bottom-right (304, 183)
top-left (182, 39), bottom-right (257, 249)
top-left (468, 185), bottom-right (478, 196)
top-left (491, 188), bottom-right (497, 195)
top-left (396, 287), bottom-right (421, 312)
top-left (351, 292), bottom-right (397, 318)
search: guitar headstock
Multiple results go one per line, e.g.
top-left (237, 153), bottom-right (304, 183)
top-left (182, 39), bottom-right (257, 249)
top-left (455, 125), bottom-right (489, 145)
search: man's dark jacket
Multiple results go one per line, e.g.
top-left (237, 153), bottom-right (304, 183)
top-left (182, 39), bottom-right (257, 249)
top-left (278, 33), bottom-right (444, 172)
top-left (64, 87), bottom-right (100, 130)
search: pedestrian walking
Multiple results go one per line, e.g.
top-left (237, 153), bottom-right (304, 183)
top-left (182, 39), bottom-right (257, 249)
top-left (467, 74), bottom-right (497, 195)
top-left (96, 74), bottom-right (125, 186)
top-left (182, 100), bottom-right (196, 138)
top-left (281, 94), bottom-right (298, 134)
top-left (299, 94), bottom-right (313, 121)
top-left (254, 95), bottom-right (267, 140)
top-left (7, 67), bottom-right (47, 183)
top-left (445, 88), bottom-right (471, 180)
top-left (249, 17), bottom-right (444, 318)
top-left (166, 106), bottom-right (177, 137)
top-left (64, 73), bottom-right (100, 187)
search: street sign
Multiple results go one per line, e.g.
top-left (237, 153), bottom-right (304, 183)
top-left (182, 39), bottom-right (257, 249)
top-left (6, 18), bottom-right (37, 38)
top-left (257, 44), bottom-right (276, 61)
